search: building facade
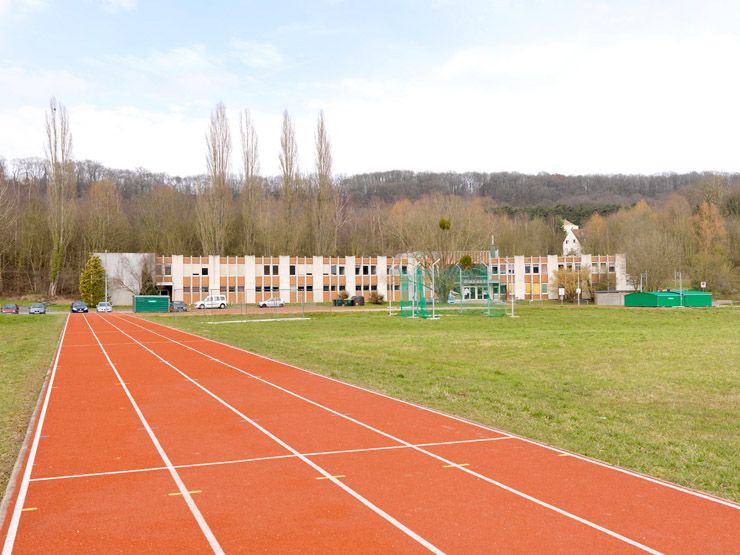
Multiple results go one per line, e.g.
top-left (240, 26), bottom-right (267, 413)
top-left (99, 252), bottom-right (628, 306)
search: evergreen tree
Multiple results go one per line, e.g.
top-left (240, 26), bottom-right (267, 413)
top-left (79, 255), bottom-right (105, 305)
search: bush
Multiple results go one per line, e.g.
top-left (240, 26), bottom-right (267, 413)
top-left (337, 289), bottom-right (349, 300)
top-left (368, 291), bottom-right (385, 304)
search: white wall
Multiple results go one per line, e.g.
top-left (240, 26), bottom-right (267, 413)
top-left (96, 252), bottom-right (155, 306)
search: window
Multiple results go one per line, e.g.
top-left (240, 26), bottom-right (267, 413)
top-left (363, 265), bottom-right (369, 275)
top-left (355, 266), bottom-right (361, 275)
top-left (323, 285), bottom-right (330, 292)
top-left (201, 287), bottom-right (208, 293)
top-left (508, 266), bottom-right (514, 275)
top-left (183, 286), bottom-right (191, 293)
top-left (525, 265), bottom-right (531, 274)
top-left (290, 265), bottom-right (296, 276)
top-left (202, 267), bottom-right (209, 276)
top-left (256, 286), bottom-right (263, 292)
top-left (339, 266), bottom-right (345, 275)
top-left (608, 265), bottom-right (615, 273)
top-left (491, 266), bottom-right (498, 274)
top-left (331, 265), bottom-right (338, 275)
top-left (164, 265), bottom-right (172, 276)
top-left (533, 266), bottom-right (540, 274)
top-left (370, 265), bottom-right (376, 275)
top-left (228, 285), bottom-right (236, 293)
top-left (273, 265), bottom-right (279, 276)
top-left (237, 285), bottom-right (245, 292)
top-left (263, 265), bottom-right (270, 276)
top-left (220, 286), bottom-right (227, 292)
top-left (541, 283), bottom-right (548, 293)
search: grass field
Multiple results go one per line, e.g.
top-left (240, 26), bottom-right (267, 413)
top-left (0, 315), bottom-right (65, 499)
top-left (153, 305), bottom-right (740, 501)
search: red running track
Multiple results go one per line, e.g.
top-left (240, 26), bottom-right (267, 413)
top-left (1, 313), bottom-right (738, 553)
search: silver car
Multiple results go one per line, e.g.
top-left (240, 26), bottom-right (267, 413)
top-left (96, 301), bottom-right (113, 313)
top-left (29, 303), bottom-right (46, 315)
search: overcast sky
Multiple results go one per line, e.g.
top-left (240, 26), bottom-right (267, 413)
top-left (1, 0), bottom-right (739, 177)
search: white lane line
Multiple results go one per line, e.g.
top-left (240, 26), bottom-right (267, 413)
top-left (100, 316), bottom-right (444, 555)
top-left (82, 316), bottom-right (224, 555)
top-left (31, 437), bottom-right (512, 483)
top-left (129, 315), bottom-right (740, 510)
top-left (116, 315), bottom-right (663, 554)
top-left (2, 316), bottom-right (69, 555)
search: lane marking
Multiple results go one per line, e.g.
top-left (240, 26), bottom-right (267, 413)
top-left (115, 315), bottom-right (663, 554)
top-left (558, 454), bottom-right (570, 457)
top-left (83, 316), bottom-right (224, 555)
top-left (100, 316), bottom-right (444, 555)
top-left (2, 315), bottom-right (69, 555)
top-left (169, 490), bottom-right (202, 496)
top-left (31, 437), bottom-right (510, 482)
top-left (20, 508), bottom-right (37, 512)
top-left (442, 463), bottom-right (469, 468)
top-left (316, 475), bottom-right (345, 480)
top-left (126, 314), bottom-right (740, 511)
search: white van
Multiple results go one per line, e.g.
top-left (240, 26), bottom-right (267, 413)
top-left (194, 295), bottom-right (228, 309)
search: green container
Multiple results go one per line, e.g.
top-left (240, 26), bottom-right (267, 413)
top-left (624, 290), bottom-right (711, 308)
top-left (679, 291), bottom-right (712, 307)
top-left (134, 295), bottom-right (169, 313)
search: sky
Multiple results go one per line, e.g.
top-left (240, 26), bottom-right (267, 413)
top-left (1, 0), bottom-right (739, 177)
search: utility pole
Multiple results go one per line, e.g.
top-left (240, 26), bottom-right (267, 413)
top-left (431, 259), bottom-right (440, 319)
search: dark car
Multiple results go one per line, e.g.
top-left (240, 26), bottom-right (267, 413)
top-left (351, 295), bottom-right (365, 306)
top-left (2, 303), bottom-right (19, 314)
top-left (70, 301), bottom-right (89, 313)
top-left (169, 300), bottom-right (188, 312)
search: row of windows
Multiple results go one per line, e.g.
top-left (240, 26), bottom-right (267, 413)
top-left (491, 265), bottom-right (547, 275)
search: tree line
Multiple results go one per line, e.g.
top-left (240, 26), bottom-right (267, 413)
top-left (0, 99), bottom-right (738, 297)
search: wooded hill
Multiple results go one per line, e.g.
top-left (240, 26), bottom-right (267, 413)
top-left (1, 155), bottom-right (738, 296)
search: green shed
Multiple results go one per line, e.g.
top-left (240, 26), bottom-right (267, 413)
top-left (133, 295), bottom-right (169, 313)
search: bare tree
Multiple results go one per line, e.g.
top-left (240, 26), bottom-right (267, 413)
top-left (239, 109), bottom-right (261, 253)
top-left (279, 109), bottom-right (299, 198)
top-left (314, 110), bottom-right (335, 254)
top-left (0, 166), bottom-right (17, 291)
top-left (45, 97), bottom-right (76, 297)
top-left (196, 102), bottom-right (232, 255)
top-left (278, 109), bottom-right (300, 252)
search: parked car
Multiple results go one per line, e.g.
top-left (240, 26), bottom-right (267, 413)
top-left (258, 297), bottom-right (285, 308)
top-left (70, 301), bottom-right (89, 313)
top-left (169, 300), bottom-right (188, 312)
top-left (351, 295), bottom-right (365, 306)
top-left (29, 303), bottom-right (46, 315)
top-left (2, 303), bottom-right (19, 314)
top-left (96, 301), bottom-right (112, 313)
top-left (193, 294), bottom-right (227, 309)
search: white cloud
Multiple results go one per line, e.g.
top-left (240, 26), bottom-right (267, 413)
top-left (95, 0), bottom-right (137, 11)
top-left (0, 63), bottom-right (90, 104)
top-left (0, 0), bottom-right (46, 19)
top-left (319, 33), bottom-right (740, 175)
top-left (1, 33), bottom-right (739, 177)
top-left (230, 39), bottom-right (285, 70)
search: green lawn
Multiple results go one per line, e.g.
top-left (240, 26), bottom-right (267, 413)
top-left (0, 315), bottom-right (65, 499)
top-left (151, 305), bottom-right (740, 501)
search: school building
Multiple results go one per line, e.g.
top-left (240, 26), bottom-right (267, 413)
top-left (98, 252), bottom-right (628, 306)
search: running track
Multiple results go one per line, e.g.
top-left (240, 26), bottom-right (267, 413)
top-left (1, 314), bottom-right (738, 553)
